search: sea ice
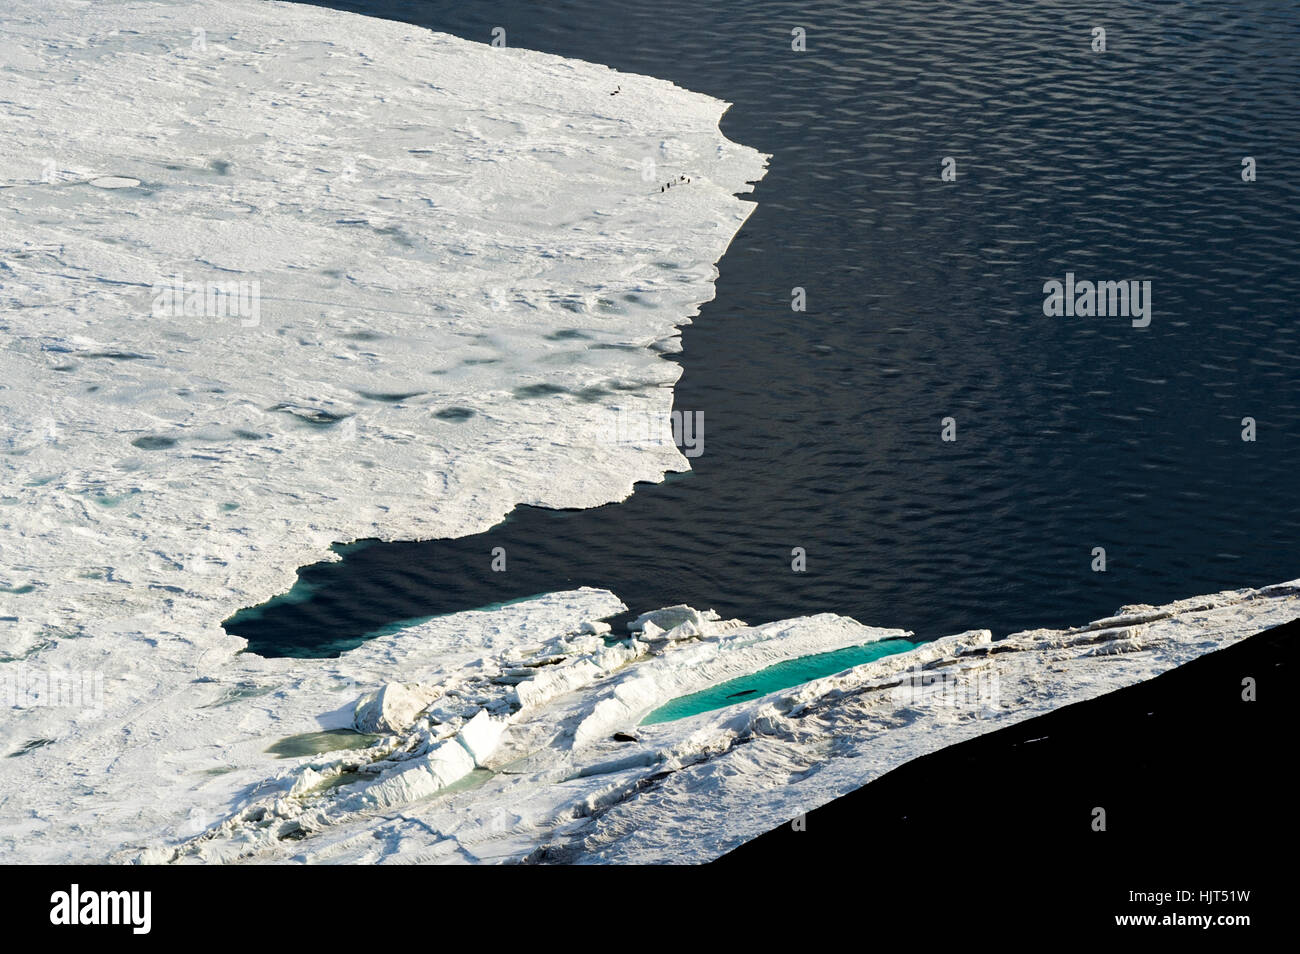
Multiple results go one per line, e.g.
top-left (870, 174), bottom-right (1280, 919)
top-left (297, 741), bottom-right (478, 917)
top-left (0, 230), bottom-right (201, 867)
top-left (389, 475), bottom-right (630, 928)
top-left (353, 682), bottom-right (442, 734)
top-left (1, 0), bottom-right (1291, 868)
top-left (137, 580), bottom-right (1300, 865)
top-left (0, 0), bottom-right (765, 863)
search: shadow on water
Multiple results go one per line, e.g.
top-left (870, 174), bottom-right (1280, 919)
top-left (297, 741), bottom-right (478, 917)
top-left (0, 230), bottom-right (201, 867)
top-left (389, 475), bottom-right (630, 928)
top-left (233, 0), bottom-right (1300, 657)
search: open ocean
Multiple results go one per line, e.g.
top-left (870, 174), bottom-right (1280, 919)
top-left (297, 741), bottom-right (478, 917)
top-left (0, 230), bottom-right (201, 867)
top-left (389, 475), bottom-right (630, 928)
top-left (233, 0), bottom-right (1300, 656)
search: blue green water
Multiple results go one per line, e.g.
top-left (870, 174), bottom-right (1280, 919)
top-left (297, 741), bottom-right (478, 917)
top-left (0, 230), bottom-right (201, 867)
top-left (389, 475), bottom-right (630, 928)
top-left (640, 639), bottom-right (916, 725)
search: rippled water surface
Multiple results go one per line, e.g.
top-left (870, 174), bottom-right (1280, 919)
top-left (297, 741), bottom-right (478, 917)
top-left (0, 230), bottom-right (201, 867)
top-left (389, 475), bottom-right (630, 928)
top-left (237, 0), bottom-right (1300, 656)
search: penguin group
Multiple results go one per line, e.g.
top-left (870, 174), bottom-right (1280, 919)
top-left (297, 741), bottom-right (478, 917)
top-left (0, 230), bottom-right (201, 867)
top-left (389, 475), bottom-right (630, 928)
top-left (660, 174), bottom-right (692, 193)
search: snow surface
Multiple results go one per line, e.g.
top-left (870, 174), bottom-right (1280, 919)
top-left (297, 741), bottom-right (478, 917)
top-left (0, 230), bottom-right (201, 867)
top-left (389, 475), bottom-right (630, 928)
top-left (0, 0), bottom-right (766, 861)
top-left (139, 579), bottom-right (1300, 865)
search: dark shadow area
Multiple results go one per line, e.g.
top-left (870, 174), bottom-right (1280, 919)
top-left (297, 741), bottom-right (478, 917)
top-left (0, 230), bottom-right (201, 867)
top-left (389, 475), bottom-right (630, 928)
top-left (717, 614), bottom-right (1300, 931)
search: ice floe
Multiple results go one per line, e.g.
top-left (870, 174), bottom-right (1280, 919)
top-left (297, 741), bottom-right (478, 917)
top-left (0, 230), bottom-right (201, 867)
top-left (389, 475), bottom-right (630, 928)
top-left (132, 579), bottom-right (1300, 865)
top-left (0, 0), bottom-right (765, 861)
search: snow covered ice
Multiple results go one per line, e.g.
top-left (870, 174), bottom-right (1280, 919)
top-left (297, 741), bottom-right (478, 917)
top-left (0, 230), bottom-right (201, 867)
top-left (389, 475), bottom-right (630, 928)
top-left (136, 581), bottom-right (1300, 865)
top-left (0, 0), bottom-right (766, 862)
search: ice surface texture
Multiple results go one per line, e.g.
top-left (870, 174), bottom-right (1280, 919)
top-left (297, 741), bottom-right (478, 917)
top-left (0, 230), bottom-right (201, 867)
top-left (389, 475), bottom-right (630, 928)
top-left (0, 0), bottom-right (765, 859)
top-left (142, 581), bottom-right (1300, 865)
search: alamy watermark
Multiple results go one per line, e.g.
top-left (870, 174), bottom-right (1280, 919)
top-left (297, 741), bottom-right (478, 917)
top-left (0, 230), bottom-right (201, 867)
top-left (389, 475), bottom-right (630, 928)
top-left (890, 663), bottom-right (1000, 709)
top-left (50, 885), bottom-right (150, 934)
top-left (584, 408), bottom-right (704, 458)
top-left (1043, 272), bottom-right (1151, 327)
top-left (3, 668), bottom-right (103, 713)
top-left (151, 272), bottom-right (260, 327)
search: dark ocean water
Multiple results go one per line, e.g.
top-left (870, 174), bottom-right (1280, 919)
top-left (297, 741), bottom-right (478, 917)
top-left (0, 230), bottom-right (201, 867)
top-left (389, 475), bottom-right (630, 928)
top-left (233, 0), bottom-right (1300, 657)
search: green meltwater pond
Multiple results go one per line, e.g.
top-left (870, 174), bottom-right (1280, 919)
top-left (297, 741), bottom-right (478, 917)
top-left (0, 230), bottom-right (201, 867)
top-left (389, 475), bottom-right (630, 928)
top-left (640, 639), bottom-right (917, 726)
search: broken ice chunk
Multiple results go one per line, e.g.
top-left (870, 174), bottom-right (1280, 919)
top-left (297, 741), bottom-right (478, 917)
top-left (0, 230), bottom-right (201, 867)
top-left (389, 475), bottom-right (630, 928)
top-left (353, 682), bottom-right (442, 734)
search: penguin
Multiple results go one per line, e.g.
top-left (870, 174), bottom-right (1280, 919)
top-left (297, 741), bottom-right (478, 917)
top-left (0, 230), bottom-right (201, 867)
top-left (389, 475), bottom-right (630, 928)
top-left (611, 85), bottom-right (620, 96)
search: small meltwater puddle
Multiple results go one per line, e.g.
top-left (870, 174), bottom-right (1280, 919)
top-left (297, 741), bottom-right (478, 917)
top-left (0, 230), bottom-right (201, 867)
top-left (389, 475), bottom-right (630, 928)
top-left (640, 639), bottom-right (916, 725)
top-left (267, 729), bottom-right (379, 759)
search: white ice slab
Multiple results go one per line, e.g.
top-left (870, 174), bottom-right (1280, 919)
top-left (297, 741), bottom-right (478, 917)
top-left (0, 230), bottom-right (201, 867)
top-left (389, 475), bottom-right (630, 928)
top-left (0, 0), bottom-right (766, 862)
top-left (140, 580), bottom-right (1300, 865)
